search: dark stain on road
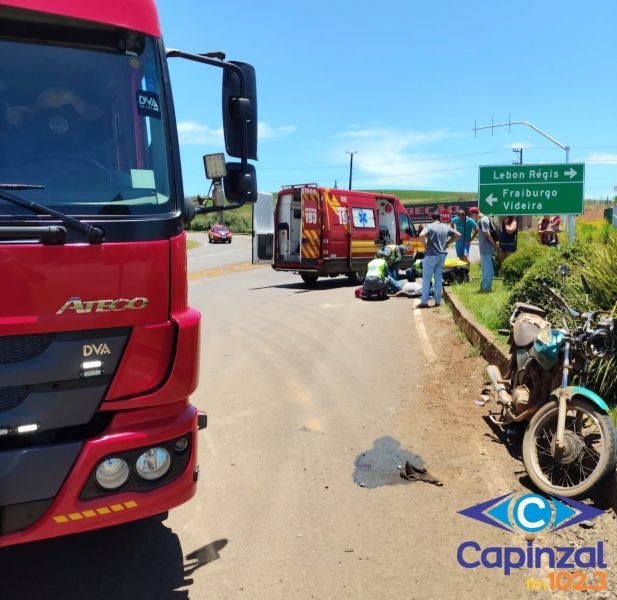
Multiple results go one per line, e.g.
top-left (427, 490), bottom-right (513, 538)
top-left (353, 436), bottom-right (424, 488)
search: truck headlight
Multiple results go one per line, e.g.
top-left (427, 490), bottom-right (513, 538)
top-left (135, 448), bottom-right (171, 481)
top-left (95, 458), bottom-right (130, 490)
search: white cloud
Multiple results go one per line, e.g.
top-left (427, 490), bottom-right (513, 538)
top-left (507, 142), bottom-right (532, 149)
top-left (177, 121), bottom-right (223, 145)
top-left (258, 122), bottom-right (296, 139)
top-left (331, 126), bottom-right (460, 187)
top-left (177, 120), bottom-right (295, 145)
top-left (584, 152), bottom-right (617, 163)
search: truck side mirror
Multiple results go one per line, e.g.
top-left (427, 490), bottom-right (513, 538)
top-left (223, 162), bottom-right (257, 203)
top-left (223, 61), bottom-right (257, 160)
top-left (183, 197), bottom-right (196, 225)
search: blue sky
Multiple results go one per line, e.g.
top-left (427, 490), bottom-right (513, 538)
top-left (159, 0), bottom-right (617, 199)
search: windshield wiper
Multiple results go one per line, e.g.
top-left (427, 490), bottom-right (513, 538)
top-left (0, 184), bottom-right (105, 244)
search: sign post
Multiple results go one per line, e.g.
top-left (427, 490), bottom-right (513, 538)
top-left (478, 163), bottom-right (584, 216)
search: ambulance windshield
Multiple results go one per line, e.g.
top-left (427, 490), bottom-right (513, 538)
top-left (0, 33), bottom-right (173, 217)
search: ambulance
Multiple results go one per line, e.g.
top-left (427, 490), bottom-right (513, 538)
top-left (252, 185), bottom-right (424, 284)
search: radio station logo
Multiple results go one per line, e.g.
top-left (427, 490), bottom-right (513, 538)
top-left (456, 492), bottom-right (607, 581)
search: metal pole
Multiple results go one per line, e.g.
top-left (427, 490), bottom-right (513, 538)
top-left (346, 151), bottom-right (358, 190)
top-left (213, 178), bottom-right (225, 225)
top-left (565, 146), bottom-right (575, 244)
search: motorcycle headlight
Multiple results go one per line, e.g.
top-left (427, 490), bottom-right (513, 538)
top-left (589, 329), bottom-right (611, 359)
top-left (536, 326), bottom-right (553, 346)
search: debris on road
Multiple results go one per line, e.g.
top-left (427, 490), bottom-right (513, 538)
top-left (353, 437), bottom-right (425, 489)
top-left (399, 461), bottom-right (443, 486)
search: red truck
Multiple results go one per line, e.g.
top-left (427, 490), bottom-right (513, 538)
top-left (0, 0), bottom-right (257, 547)
top-left (253, 185), bottom-right (423, 283)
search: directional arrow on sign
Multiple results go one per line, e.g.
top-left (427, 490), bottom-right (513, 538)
top-left (564, 168), bottom-right (577, 179)
top-left (485, 193), bottom-right (498, 207)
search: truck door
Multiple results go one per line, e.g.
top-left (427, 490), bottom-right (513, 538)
top-left (300, 186), bottom-right (321, 264)
top-left (252, 192), bottom-right (274, 264)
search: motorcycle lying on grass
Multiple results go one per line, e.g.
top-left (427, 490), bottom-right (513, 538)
top-left (487, 266), bottom-right (617, 498)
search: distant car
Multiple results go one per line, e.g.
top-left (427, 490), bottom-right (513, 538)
top-left (208, 224), bottom-right (232, 244)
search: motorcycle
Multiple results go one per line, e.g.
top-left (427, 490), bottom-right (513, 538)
top-left (486, 266), bottom-right (617, 497)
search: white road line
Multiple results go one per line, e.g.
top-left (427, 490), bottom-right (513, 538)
top-left (413, 306), bottom-right (437, 362)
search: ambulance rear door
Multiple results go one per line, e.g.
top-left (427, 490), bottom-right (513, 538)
top-left (252, 192), bottom-right (275, 264)
top-left (300, 187), bottom-right (321, 266)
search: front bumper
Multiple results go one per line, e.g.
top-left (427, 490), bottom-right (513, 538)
top-left (0, 402), bottom-right (201, 548)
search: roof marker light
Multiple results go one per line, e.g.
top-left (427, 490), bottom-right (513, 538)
top-left (17, 423), bottom-right (39, 434)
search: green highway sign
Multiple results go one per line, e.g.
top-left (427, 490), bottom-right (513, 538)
top-left (478, 163), bottom-right (585, 215)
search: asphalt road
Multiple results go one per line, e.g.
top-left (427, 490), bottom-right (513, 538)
top-left (187, 233), bottom-right (252, 274)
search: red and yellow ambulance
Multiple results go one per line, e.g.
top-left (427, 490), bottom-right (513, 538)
top-left (253, 185), bottom-right (424, 284)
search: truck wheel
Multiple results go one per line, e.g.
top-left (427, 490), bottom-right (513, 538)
top-left (301, 274), bottom-right (318, 285)
top-left (347, 271), bottom-right (365, 285)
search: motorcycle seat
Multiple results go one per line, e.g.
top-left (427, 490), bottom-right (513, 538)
top-left (513, 302), bottom-right (546, 318)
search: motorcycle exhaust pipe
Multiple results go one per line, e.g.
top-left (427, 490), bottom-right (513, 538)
top-left (486, 365), bottom-right (513, 406)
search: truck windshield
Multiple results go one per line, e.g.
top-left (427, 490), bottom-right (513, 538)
top-left (0, 34), bottom-right (173, 217)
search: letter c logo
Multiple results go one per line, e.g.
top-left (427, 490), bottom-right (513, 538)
top-left (513, 494), bottom-right (552, 532)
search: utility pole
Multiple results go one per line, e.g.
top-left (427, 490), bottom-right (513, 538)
top-left (346, 151), bottom-right (358, 190)
top-left (512, 147), bottom-right (523, 165)
top-left (474, 119), bottom-right (574, 243)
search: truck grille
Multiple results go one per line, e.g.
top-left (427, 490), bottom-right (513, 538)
top-left (0, 334), bottom-right (53, 364)
top-left (0, 386), bottom-right (29, 413)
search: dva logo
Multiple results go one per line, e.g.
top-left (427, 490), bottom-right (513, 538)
top-left (459, 492), bottom-right (603, 533)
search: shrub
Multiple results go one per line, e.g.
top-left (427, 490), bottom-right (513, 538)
top-left (498, 242), bottom-right (592, 329)
top-left (501, 238), bottom-right (549, 288)
top-left (585, 236), bottom-right (617, 311)
top-left (584, 237), bottom-right (617, 404)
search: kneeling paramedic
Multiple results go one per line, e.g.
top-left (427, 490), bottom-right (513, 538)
top-left (382, 243), bottom-right (405, 281)
top-left (371, 250), bottom-right (403, 293)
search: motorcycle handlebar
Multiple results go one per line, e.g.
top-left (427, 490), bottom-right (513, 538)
top-left (535, 277), bottom-right (568, 309)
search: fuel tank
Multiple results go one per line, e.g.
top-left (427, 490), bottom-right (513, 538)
top-left (513, 313), bottom-right (550, 347)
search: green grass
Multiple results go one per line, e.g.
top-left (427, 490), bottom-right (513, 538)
top-left (363, 189), bottom-right (476, 203)
top-left (449, 263), bottom-right (510, 333)
top-left (186, 239), bottom-right (202, 250)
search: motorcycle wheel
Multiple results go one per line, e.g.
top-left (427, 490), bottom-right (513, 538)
top-left (522, 398), bottom-right (617, 498)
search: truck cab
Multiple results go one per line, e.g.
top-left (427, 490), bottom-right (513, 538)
top-left (0, 0), bottom-right (257, 547)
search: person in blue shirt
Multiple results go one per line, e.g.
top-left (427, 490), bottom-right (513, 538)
top-left (450, 209), bottom-right (477, 264)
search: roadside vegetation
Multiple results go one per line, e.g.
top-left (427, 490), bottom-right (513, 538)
top-left (449, 218), bottom-right (617, 414)
top-left (186, 201), bottom-right (253, 234)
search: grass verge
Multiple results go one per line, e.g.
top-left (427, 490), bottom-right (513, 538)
top-left (186, 239), bottom-right (202, 250)
top-left (448, 262), bottom-right (510, 333)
